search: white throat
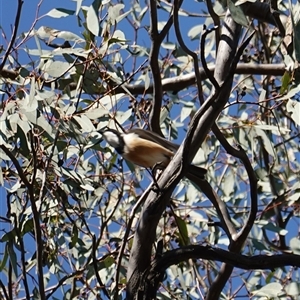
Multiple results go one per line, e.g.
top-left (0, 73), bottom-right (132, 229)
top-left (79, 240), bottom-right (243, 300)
top-left (102, 131), bottom-right (121, 148)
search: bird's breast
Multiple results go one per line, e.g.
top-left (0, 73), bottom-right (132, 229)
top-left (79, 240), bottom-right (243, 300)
top-left (123, 135), bottom-right (174, 168)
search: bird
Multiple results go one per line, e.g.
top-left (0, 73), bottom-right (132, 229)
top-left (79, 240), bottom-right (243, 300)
top-left (98, 127), bottom-right (207, 179)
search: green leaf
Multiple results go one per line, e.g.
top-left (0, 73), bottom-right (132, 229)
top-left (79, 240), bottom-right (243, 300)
top-left (70, 224), bottom-right (78, 248)
top-left (180, 102), bottom-right (194, 122)
top-left (21, 219), bottom-right (34, 236)
top-left (252, 282), bottom-right (284, 297)
top-left (223, 170), bottom-right (235, 197)
top-left (0, 245), bottom-right (8, 271)
top-left (287, 99), bottom-right (300, 126)
top-left (86, 4), bottom-right (100, 36)
top-left (0, 165), bottom-right (3, 186)
top-left (285, 282), bottom-right (300, 298)
top-left (174, 215), bottom-right (189, 246)
top-left (254, 127), bottom-right (276, 158)
top-left (108, 30), bottom-right (128, 47)
top-left (116, 9), bottom-right (132, 24)
top-left (108, 4), bottom-right (125, 24)
top-left (75, 0), bottom-right (84, 15)
top-left (19, 67), bottom-right (30, 78)
top-left (84, 107), bottom-right (109, 120)
top-left (56, 31), bottom-right (82, 41)
top-left (252, 238), bottom-right (268, 251)
top-left (115, 109), bottom-right (132, 125)
top-left (235, 0), bottom-right (255, 5)
top-left (160, 101), bottom-right (174, 124)
top-left (188, 25), bottom-right (202, 40)
top-left (290, 237), bottom-right (300, 255)
top-left (1, 229), bottom-right (16, 242)
top-left (228, 0), bottom-right (249, 27)
top-left (103, 256), bottom-right (115, 268)
top-left (44, 61), bottom-right (71, 78)
top-left (262, 222), bottom-right (288, 235)
top-left (72, 115), bottom-right (95, 132)
top-left (46, 8), bottom-right (75, 18)
top-left (7, 242), bottom-right (18, 278)
top-left (24, 111), bottom-right (52, 135)
top-left (144, 69), bottom-right (150, 91)
top-left (280, 71), bottom-right (291, 94)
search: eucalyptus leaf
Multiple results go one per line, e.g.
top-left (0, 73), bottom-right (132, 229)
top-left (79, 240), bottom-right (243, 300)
top-left (46, 8), bottom-right (75, 18)
top-left (86, 4), bottom-right (100, 36)
top-left (228, 0), bottom-right (249, 27)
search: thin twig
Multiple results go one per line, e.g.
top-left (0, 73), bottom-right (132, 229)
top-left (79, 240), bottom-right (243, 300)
top-left (0, 279), bottom-right (9, 300)
top-left (0, 144), bottom-right (46, 299)
top-left (206, 0), bottom-right (221, 49)
top-left (12, 214), bottom-right (30, 299)
top-left (92, 236), bottom-right (110, 299)
top-left (148, 0), bottom-right (164, 135)
top-left (200, 26), bottom-right (219, 90)
top-left (173, 0), bottom-right (204, 103)
top-left (0, 0), bottom-right (24, 72)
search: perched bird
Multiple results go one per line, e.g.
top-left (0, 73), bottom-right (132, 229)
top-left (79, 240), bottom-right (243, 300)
top-left (99, 127), bottom-right (207, 179)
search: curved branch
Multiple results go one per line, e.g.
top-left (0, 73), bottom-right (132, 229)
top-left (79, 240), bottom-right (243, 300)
top-left (150, 245), bottom-right (300, 277)
top-left (186, 175), bottom-right (237, 241)
top-left (206, 0), bottom-right (221, 49)
top-left (200, 26), bottom-right (220, 90)
top-left (173, 0), bottom-right (204, 103)
top-left (148, 0), bottom-right (173, 135)
top-left (212, 124), bottom-right (258, 248)
top-left (0, 0), bottom-right (23, 72)
top-left (0, 145), bottom-right (31, 188)
top-left (234, 145), bottom-right (258, 245)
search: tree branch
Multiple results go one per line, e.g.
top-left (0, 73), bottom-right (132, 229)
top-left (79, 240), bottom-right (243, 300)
top-left (173, 0), bottom-right (204, 103)
top-left (186, 176), bottom-right (237, 241)
top-left (149, 0), bottom-right (167, 135)
top-left (150, 245), bottom-right (300, 277)
top-left (126, 5), bottom-right (250, 299)
top-left (204, 9), bottom-right (242, 299)
top-left (0, 0), bottom-right (24, 72)
top-left (0, 63), bottom-right (287, 96)
top-left (0, 144), bottom-right (46, 299)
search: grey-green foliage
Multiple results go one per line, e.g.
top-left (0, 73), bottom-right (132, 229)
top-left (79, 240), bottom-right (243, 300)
top-left (0, 0), bottom-right (299, 299)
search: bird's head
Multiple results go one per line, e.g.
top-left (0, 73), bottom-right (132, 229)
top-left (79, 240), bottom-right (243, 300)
top-left (98, 127), bottom-right (124, 154)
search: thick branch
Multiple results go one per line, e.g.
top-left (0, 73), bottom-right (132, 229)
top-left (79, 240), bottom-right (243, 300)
top-left (0, 63), bottom-right (286, 96)
top-left (150, 245), bottom-right (300, 276)
top-left (205, 9), bottom-right (242, 300)
top-left (126, 7), bottom-right (245, 300)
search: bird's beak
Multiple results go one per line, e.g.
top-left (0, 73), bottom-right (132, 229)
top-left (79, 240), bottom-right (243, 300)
top-left (97, 126), bottom-right (108, 135)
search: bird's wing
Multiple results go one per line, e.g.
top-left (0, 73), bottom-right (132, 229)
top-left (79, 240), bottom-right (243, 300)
top-left (127, 129), bottom-right (179, 152)
top-left (127, 129), bottom-right (207, 178)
